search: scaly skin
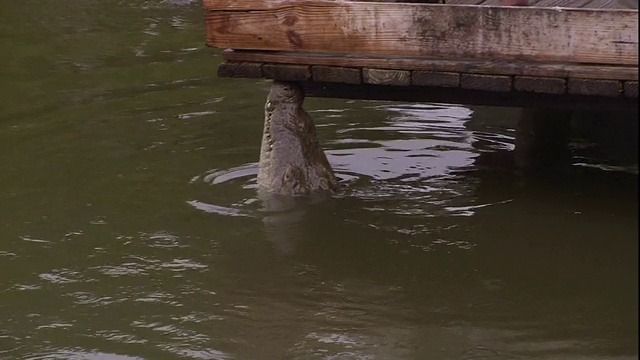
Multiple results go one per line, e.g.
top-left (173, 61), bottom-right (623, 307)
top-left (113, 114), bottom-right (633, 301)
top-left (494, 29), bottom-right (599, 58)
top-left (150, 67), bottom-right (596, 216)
top-left (257, 81), bottom-right (338, 196)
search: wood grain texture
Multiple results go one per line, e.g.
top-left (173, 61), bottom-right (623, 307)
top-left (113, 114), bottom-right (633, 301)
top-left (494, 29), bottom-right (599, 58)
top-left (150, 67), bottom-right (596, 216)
top-left (514, 76), bottom-right (566, 94)
top-left (217, 62), bottom-right (263, 78)
top-left (312, 65), bottom-right (361, 84)
top-left (531, 0), bottom-right (636, 8)
top-left (412, 71), bottom-right (459, 87)
top-left (363, 68), bottom-right (411, 86)
top-left (446, 0), bottom-right (637, 8)
top-left (623, 81), bottom-right (638, 97)
top-left (204, 0), bottom-right (638, 65)
top-left (568, 78), bottom-right (621, 96)
top-left (203, 0), bottom-right (636, 10)
top-left (262, 64), bottom-right (311, 81)
top-left (458, 73), bottom-right (512, 91)
top-left (223, 50), bottom-right (638, 81)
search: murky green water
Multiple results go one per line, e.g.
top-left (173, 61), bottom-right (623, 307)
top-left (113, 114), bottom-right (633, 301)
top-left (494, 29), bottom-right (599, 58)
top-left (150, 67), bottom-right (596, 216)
top-left (1, 1), bottom-right (638, 359)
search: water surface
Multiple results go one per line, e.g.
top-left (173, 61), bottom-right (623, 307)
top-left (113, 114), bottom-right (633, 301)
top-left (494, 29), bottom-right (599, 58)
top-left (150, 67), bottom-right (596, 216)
top-left (0, 1), bottom-right (637, 359)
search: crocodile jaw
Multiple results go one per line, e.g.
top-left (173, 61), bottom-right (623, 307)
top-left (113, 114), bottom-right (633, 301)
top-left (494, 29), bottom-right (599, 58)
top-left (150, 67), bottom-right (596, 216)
top-left (257, 82), bottom-right (337, 196)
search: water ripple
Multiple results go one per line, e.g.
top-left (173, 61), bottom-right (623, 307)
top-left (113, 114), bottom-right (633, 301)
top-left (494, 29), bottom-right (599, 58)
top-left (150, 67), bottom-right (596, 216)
top-left (96, 330), bottom-right (147, 344)
top-left (160, 258), bottom-right (207, 272)
top-left (187, 102), bottom-right (513, 224)
top-left (95, 263), bottom-right (148, 277)
top-left (39, 269), bottom-right (95, 284)
top-left (25, 350), bottom-right (145, 360)
top-left (186, 200), bottom-right (252, 217)
top-left (142, 230), bottom-right (187, 248)
top-left (68, 292), bottom-right (125, 307)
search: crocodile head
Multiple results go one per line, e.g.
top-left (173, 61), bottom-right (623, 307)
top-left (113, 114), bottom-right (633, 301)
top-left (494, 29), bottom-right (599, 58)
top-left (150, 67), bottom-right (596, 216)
top-left (257, 81), bottom-right (337, 196)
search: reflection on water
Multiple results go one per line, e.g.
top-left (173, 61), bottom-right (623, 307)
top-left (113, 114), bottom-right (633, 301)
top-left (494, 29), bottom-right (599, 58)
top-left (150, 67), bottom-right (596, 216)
top-left (0, 1), bottom-right (637, 359)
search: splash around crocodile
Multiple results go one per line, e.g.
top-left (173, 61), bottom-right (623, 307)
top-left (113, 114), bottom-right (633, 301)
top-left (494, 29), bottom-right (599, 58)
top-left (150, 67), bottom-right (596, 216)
top-left (257, 81), bottom-right (338, 196)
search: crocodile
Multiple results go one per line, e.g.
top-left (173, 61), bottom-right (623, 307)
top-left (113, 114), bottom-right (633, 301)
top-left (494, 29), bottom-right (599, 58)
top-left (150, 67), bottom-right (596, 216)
top-left (257, 81), bottom-right (338, 196)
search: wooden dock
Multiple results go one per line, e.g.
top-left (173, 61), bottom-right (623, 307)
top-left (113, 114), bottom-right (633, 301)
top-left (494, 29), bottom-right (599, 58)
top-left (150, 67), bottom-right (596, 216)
top-left (204, 0), bottom-right (638, 110)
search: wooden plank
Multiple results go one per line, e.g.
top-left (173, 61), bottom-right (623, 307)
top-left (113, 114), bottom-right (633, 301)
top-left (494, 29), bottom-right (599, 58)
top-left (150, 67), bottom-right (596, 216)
top-left (534, 0), bottom-right (637, 8)
top-left (514, 76), bottom-right (566, 94)
top-left (516, 0), bottom-right (584, 6)
top-left (446, 0), bottom-right (530, 5)
top-left (444, 0), bottom-right (487, 4)
top-left (217, 62), bottom-right (263, 78)
top-left (363, 68), bottom-right (411, 86)
top-left (447, 0), bottom-right (638, 8)
top-left (350, 0), bottom-right (637, 9)
top-left (204, 0), bottom-right (638, 10)
top-left (364, 0), bottom-right (443, 2)
top-left (623, 81), bottom-right (638, 97)
top-left (204, 0), bottom-right (638, 65)
top-left (568, 78), bottom-right (621, 96)
top-left (312, 65), bottom-right (361, 84)
top-left (461, 73), bottom-right (512, 91)
top-left (412, 71), bottom-right (459, 87)
top-left (223, 50), bottom-right (638, 81)
top-left (262, 64), bottom-right (311, 81)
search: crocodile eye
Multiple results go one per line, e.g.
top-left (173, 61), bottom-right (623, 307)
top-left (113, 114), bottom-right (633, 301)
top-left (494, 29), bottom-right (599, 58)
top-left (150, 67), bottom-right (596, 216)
top-left (266, 101), bottom-right (274, 111)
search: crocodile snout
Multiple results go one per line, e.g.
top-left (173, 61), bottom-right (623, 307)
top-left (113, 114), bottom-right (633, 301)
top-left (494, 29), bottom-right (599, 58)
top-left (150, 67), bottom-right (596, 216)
top-left (257, 82), bottom-right (337, 196)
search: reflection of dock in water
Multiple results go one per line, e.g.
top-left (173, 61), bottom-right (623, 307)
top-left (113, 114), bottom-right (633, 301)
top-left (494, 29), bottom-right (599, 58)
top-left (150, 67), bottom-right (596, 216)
top-left (203, 0), bottom-right (637, 170)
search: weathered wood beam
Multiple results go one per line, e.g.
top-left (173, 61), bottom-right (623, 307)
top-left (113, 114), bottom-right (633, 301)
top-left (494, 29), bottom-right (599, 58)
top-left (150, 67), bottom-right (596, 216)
top-left (223, 50), bottom-right (638, 81)
top-left (446, 0), bottom-right (637, 8)
top-left (568, 78), bottom-right (621, 97)
top-left (363, 68), bottom-right (411, 86)
top-left (624, 81), bottom-right (638, 98)
top-left (460, 73), bottom-right (512, 92)
top-left (262, 64), bottom-right (311, 81)
top-left (217, 62), bottom-right (262, 78)
top-left (216, 61), bottom-right (639, 99)
top-left (514, 76), bottom-right (566, 94)
top-left (312, 65), bottom-right (361, 84)
top-left (412, 71), bottom-right (460, 87)
top-left (204, 0), bottom-right (638, 65)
